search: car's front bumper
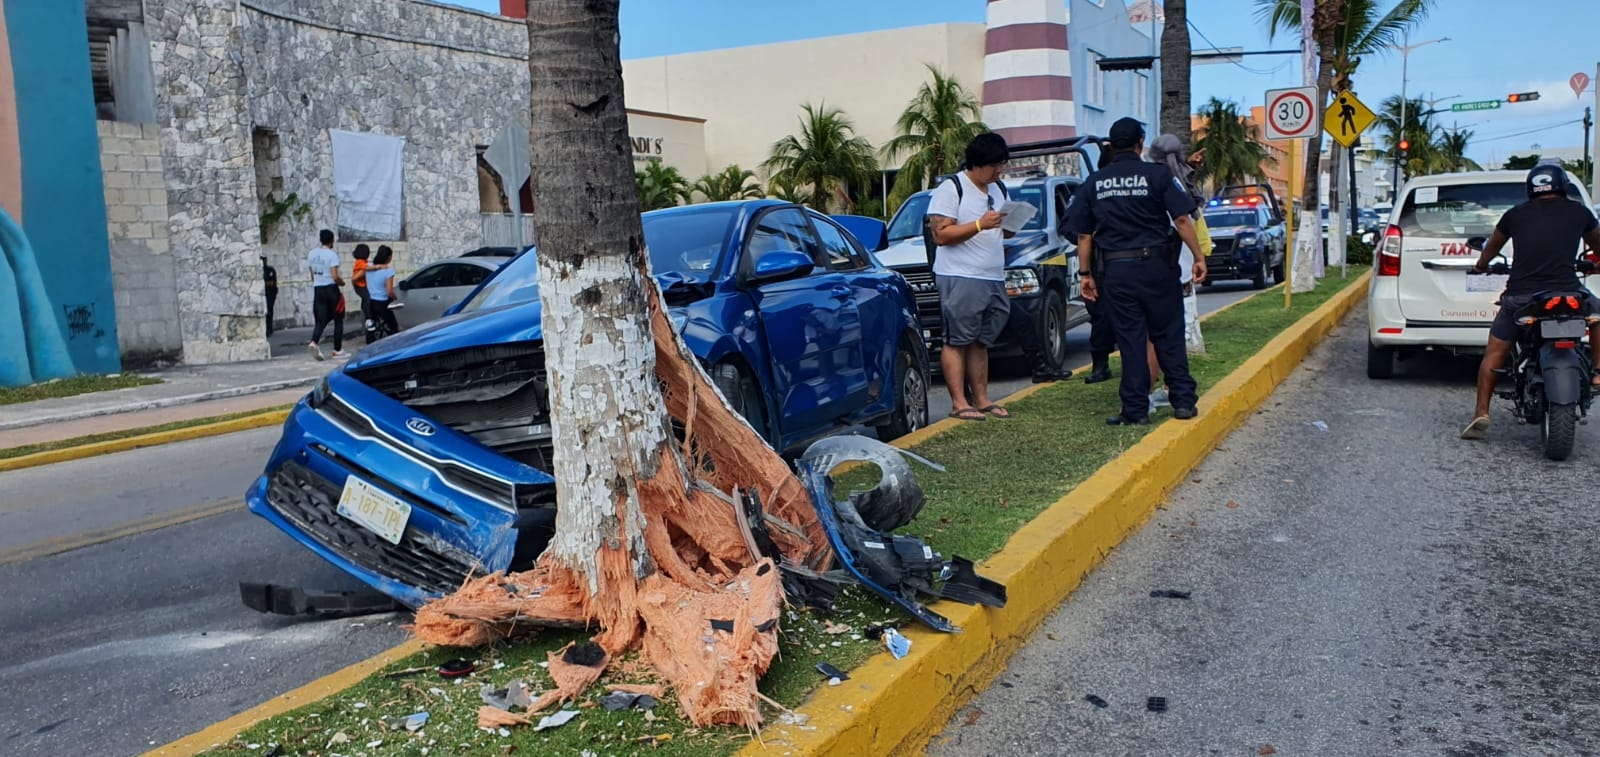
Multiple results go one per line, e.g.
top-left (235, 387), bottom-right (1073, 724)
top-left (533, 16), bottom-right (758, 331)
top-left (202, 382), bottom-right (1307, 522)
top-left (246, 386), bottom-right (550, 607)
top-left (1205, 243), bottom-right (1267, 281)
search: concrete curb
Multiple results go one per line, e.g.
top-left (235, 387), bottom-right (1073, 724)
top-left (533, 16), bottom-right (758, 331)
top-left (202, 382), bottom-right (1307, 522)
top-left (0, 410), bottom-right (291, 473)
top-left (0, 377), bottom-right (316, 432)
top-left (738, 274), bottom-right (1370, 757)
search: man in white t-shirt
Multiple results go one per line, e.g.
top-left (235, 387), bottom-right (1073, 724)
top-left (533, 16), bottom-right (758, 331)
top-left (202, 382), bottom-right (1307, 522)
top-left (306, 229), bottom-right (346, 360)
top-left (925, 133), bottom-right (1014, 421)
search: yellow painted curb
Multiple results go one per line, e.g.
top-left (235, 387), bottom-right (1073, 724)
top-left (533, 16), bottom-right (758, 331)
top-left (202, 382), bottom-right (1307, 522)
top-left (143, 640), bottom-right (428, 757)
top-left (143, 281), bottom-right (1328, 756)
top-left (741, 274), bottom-right (1371, 757)
top-left (0, 409), bottom-right (290, 473)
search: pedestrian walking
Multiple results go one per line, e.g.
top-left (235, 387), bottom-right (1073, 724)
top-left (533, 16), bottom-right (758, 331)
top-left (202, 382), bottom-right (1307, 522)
top-left (1074, 118), bottom-right (1206, 425)
top-left (351, 243), bottom-right (374, 343)
top-left (365, 245), bottom-right (400, 339)
top-left (926, 132), bottom-right (1015, 421)
top-left (306, 228), bottom-right (346, 360)
top-left (261, 255), bottom-right (278, 337)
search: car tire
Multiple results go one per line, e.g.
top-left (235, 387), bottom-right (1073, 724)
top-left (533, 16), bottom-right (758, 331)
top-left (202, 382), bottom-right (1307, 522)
top-left (711, 362), bottom-right (768, 442)
top-left (877, 346), bottom-right (929, 442)
top-left (1271, 251), bottom-right (1286, 283)
top-left (1366, 341), bottom-right (1396, 379)
top-left (1040, 288), bottom-right (1070, 371)
top-left (1250, 261), bottom-right (1268, 289)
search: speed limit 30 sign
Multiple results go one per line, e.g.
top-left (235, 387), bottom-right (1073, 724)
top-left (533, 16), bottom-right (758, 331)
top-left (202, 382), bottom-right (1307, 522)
top-left (1264, 86), bottom-right (1320, 141)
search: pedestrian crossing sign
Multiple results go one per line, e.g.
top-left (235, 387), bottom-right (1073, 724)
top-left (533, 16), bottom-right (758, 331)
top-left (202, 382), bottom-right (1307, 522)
top-left (1324, 91), bottom-right (1376, 148)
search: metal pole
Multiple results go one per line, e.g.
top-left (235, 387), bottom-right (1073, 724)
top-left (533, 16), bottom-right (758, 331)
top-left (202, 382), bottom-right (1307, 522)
top-left (1393, 41), bottom-right (1408, 205)
top-left (1584, 107), bottom-right (1594, 189)
top-left (1347, 135), bottom-right (1358, 278)
top-left (1285, 136), bottom-right (1298, 310)
top-left (1593, 62), bottom-right (1600, 202)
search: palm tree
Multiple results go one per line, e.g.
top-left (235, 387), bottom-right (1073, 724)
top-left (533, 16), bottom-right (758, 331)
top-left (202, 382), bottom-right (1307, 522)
top-left (1160, 0), bottom-right (1193, 146)
top-left (1435, 129), bottom-right (1481, 172)
top-left (634, 161), bottom-right (690, 211)
top-left (766, 173), bottom-right (805, 204)
top-left (881, 65), bottom-right (986, 205)
top-left (763, 102), bottom-right (878, 211)
top-left (1192, 98), bottom-right (1273, 193)
top-left (1256, 0), bottom-right (1435, 225)
top-left (691, 164), bottom-right (763, 203)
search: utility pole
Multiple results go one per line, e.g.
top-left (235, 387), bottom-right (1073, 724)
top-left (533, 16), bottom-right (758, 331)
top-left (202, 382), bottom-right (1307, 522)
top-left (1584, 106), bottom-right (1593, 189)
top-left (1390, 33), bottom-right (1451, 203)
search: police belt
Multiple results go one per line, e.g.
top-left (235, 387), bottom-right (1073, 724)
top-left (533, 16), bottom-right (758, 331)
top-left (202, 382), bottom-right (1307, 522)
top-left (1099, 247), bottom-right (1166, 263)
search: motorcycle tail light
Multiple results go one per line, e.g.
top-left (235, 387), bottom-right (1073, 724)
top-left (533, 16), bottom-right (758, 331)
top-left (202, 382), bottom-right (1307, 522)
top-left (1567, 296), bottom-right (1582, 310)
top-left (1555, 340), bottom-right (1579, 349)
top-left (1546, 297), bottom-right (1563, 311)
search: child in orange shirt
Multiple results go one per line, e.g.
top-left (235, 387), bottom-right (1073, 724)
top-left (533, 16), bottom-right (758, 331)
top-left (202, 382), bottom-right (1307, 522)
top-left (351, 244), bottom-right (373, 343)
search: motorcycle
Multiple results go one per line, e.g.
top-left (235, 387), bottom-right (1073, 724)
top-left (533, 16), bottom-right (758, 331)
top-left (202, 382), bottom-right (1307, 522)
top-left (1467, 236), bottom-right (1598, 460)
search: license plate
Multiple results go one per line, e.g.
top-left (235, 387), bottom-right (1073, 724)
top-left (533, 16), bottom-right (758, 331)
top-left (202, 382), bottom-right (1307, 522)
top-left (1466, 274), bottom-right (1507, 293)
top-left (337, 475), bottom-right (411, 544)
top-left (1540, 319), bottom-right (1588, 339)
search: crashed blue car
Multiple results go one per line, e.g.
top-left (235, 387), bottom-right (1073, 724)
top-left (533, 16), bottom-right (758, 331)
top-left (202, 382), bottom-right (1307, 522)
top-left (245, 200), bottom-right (929, 607)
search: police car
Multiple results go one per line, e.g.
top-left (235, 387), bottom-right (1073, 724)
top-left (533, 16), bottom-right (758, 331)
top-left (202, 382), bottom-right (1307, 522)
top-left (1367, 169), bottom-right (1595, 378)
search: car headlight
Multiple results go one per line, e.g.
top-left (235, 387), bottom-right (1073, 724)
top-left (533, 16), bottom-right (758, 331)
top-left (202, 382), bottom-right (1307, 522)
top-left (1236, 233), bottom-right (1259, 247)
top-left (309, 376), bottom-right (330, 408)
top-left (669, 310), bottom-right (688, 333)
top-left (1005, 268), bottom-right (1040, 297)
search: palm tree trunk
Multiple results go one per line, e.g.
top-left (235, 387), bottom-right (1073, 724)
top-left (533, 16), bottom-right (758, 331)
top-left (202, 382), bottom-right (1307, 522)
top-left (1159, 0), bottom-right (1191, 145)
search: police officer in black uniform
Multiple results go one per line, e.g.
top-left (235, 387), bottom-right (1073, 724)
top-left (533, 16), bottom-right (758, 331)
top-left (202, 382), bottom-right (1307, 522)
top-left (262, 255), bottom-right (278, 337)
top-left (1074, 118), bottom-right (1206, 425)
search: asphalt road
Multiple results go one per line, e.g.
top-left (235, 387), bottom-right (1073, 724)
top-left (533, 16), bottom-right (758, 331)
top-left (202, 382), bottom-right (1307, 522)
top-left (0, 281), bottom-right (1260, 756)
top-left (930, 310), bottom-right (1600, 756)
top-left (926, 283), bottom-right (1259, 420)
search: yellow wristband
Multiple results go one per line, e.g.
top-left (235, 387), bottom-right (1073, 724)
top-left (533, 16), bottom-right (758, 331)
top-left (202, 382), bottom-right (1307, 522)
top-left (974, 219), bottom-right (982, 233)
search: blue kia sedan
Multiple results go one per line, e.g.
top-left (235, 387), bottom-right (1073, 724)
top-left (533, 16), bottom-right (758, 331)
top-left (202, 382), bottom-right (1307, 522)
top-left (245, 200), bottom-right (929, 607)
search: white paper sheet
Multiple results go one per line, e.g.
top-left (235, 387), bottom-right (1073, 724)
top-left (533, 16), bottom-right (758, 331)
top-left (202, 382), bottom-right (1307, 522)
top-left (998, 201), bottom-right (1036, 233)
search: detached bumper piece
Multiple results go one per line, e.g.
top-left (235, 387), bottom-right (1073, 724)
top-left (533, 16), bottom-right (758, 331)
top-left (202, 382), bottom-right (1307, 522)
top-left (794, 436), bottom-right (1007, 633)
top-left (239, 582), bottom-right (400, 617)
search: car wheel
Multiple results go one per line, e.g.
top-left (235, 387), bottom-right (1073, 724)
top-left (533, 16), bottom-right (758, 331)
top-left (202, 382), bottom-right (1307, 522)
top-left (711, 362), bottom-right (768, 442)
top-left (1271, 259), bottom-right (1286, 283)
top-left (1041, 288), bottom-right (1069, 370)
top-left (1366, 341), bottom-right (1396, 379)
top-left (1250, 261), bottom-right (1268, 289)
top-left (877, 346), bottom-right (928, 441)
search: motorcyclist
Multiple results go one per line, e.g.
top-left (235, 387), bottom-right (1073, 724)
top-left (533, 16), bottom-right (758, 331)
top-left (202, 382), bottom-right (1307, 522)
top-left (1462, 164), bottom-right (1600, 440)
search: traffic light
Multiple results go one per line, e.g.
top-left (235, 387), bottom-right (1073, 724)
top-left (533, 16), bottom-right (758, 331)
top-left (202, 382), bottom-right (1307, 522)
top-left (1507, 92), bottom-right (1541, 103)
top-left (1397, 139), bottom-right (1410, 160)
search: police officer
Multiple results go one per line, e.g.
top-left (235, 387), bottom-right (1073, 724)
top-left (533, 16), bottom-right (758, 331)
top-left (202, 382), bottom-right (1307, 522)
top-left (1064, 140), bottom-right (1119, 384)
top-left (1075, 118), bottom-right (1206, 425)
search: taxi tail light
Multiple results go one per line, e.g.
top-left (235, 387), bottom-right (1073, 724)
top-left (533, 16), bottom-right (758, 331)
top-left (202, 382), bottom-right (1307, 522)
top-left (1376, 224), bottom-right (1403, 276)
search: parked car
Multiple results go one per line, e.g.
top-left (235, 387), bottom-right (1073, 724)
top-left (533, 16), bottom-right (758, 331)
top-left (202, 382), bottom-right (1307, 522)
top-left (392, 255), bottom-right (514, 329)
top-left (1202, 196), bottom-right (1286, 288)
top-left (1367, 169), bottom-right (1595, 378)
top-left (245, 200), bottom-right (928, 606)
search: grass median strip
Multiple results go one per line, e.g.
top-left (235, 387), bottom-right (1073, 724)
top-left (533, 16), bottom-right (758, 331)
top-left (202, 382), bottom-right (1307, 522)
top-left (194, 273), bottom-right (1365, 757)
top-left (0, 406), bottom-right (294, 461)
top-left (0, 373), bottom-right (162, 405)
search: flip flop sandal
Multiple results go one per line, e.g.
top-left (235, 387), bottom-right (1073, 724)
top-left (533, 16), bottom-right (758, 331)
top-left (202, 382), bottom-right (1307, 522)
top-left (1460, 416), bottom-right (1491, 440)
top-left (979, 405), bottom-right (1011, 419)
top-left (949, 408), bottom-right (987, 422)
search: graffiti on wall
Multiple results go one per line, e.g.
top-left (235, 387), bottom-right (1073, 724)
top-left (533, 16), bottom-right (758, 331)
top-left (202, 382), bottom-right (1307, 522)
top-left (0, 0), bottom-right (120, 386)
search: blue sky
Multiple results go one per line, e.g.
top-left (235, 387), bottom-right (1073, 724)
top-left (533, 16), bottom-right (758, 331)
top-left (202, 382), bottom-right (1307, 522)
top-left (448, 0), bottom-right (1597, 164)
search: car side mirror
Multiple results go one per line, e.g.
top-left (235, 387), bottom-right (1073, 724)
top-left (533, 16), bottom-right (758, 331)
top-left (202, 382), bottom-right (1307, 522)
top-left (398, 279), bottom-right (412, 291)
top-left (1466, 236), bottom-right (1487, 251)
top-left (749, 250), bottom-right (815, 284)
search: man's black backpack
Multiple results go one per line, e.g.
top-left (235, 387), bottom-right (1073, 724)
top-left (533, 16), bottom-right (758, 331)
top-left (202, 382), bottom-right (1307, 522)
top-left (922, 175), bottom-right (1008, 267)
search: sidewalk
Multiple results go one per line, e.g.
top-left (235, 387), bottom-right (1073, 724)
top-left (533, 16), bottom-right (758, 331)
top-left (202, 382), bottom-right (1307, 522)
top-left (0, 320), bottom-right (368, 449)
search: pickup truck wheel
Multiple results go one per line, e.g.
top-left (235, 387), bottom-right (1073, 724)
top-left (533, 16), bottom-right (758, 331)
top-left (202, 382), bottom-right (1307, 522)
top-left (711, 362), bottom-right (768, 442)
top-left (877, 347), bottom-right (928, 441)
top-left (1041, 289), bottom-right (1069, 370)
top-left (1250, 261), bottom-right (1268, 289)
top-left (1366, 341), bottom-right (1396, 379)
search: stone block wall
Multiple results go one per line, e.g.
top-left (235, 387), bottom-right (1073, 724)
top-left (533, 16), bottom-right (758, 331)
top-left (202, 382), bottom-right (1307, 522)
top-left (98, 120), bottom-right (182, 367)
top-left (241, 0), bottom-right (530, 329)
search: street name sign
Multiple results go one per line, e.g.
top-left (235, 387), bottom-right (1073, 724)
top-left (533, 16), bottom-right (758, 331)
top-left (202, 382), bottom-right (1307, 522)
top-left (1324, 91), bottom-right (1376, 148)
top-left (1451, 100), bottom-right (1503, 112)
top-left (1264, 86), bottom-right (1319, 141)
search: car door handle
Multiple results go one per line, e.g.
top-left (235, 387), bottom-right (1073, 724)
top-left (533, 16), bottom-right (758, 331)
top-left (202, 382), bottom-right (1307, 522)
top-left (830, 286), bottom-right (852, 299)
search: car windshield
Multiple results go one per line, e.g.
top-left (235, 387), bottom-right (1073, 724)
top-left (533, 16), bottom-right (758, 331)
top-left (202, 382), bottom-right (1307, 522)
top-left (459, 207), bottom-right (738, 314)
top-left (887, 193), bottom-right (931, 242)
top-left (1205, 210), bottom-right (1257, 228)
top-left (1399, 182), bottom-right (1586, 237)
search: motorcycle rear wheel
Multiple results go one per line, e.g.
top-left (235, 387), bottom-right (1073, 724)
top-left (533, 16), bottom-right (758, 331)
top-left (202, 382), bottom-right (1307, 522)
top-left (1542, 403), bottom-right (1578, 461)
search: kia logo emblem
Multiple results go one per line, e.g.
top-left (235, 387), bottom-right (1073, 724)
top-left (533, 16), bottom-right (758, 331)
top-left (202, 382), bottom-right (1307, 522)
top-left (406, 417), bottom-right (436, 436)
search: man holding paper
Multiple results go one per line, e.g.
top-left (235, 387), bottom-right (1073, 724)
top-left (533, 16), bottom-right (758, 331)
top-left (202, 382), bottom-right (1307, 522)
top-left (925, 132), bottom-right (1017, 421)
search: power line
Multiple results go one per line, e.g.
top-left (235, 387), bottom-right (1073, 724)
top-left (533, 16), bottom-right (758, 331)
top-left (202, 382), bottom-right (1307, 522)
top-left (1473, 119), bottom-right (1584, 144)
top-left (1186, 19), bottom-right (1287, 76)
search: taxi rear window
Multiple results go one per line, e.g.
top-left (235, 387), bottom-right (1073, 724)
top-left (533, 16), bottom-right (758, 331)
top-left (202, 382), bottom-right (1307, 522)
top-left (1400, 181), bottom-right (1585, 238)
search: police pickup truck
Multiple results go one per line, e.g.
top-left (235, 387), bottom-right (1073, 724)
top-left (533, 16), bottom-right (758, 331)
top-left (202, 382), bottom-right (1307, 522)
top-left (876, 138), bottom-right (1097, 374)
top-left (1202, 187), bottom-right (1287, 288)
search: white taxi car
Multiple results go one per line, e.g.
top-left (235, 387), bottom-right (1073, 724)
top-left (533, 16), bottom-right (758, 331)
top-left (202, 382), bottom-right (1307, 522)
top-left (1367, 169), bottom-right (1594, 378)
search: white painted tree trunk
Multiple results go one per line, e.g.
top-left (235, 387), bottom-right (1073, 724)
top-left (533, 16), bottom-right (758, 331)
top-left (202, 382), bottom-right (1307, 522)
top-left (1290, 210), bottom-right (1319, 293)
top-left (1184, 286), bottom-right (1205, 354)
top-left (527, 0), bottom-right (667, 591)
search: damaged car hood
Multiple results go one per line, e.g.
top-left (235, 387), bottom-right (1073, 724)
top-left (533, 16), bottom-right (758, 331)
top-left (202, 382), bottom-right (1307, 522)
top-left (344, 301), bottom-right (545, 373)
